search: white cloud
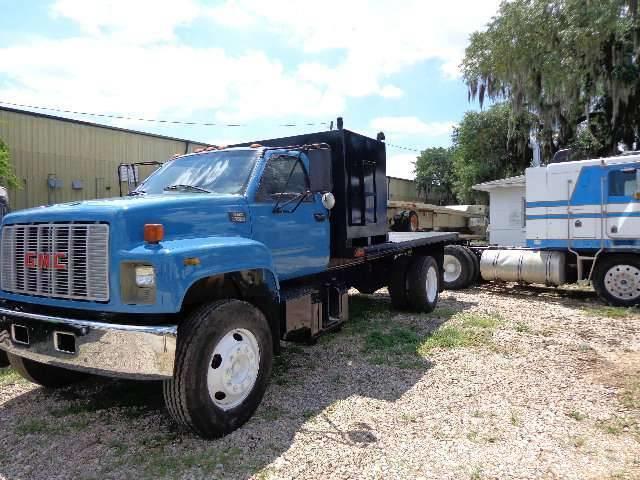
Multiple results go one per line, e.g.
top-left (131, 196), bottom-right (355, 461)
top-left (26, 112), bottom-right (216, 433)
top-left (52, 0), bottom-right (201, 44)
top-left (0, 0), bottom-right (500, 126)
top-left (386, 153), bottom-right (418, 180)
top-left (206, 0), bottom-right (501, 78)
top-left (371, 117), bottom-right (455, 137)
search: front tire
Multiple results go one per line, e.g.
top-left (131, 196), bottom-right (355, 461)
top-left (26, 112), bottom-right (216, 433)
top-left (164, 299), bottom-right (273, 438)
top-left (7, 354), bottom-right (86, 388)
top-left (593, 254), bottom-right (640, 307)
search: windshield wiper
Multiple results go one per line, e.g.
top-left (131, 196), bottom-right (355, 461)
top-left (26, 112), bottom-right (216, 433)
top-left (128, 190), bottom-right (146, 196)
top-left (164, 184), bottom-right (212, 193)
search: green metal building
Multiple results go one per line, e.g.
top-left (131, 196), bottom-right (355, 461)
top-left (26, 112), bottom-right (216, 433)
top-left (0, 106), bottom-right (209, 210)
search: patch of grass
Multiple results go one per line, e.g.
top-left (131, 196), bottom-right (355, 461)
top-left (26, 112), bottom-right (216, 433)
top-left (620, 376), bottom-right (640, 411)
top-left (0, 367), bottom-right (25, 386)
top-left (400, 413), bottom-right (417, 423)
top-left (364, 327), bottom-right (420, 355)
top-left (515, 322), bottom-right (531, 333)
top-left (571, 435), bottom-right (586, 448)
top-left (470, 466), bottom-right (483, 480)
top-left (459, 312), bottom-right (502, 330)
top-left (429, 306), bottom-right (458, 319)
top-left (14, 418), bottom-right (59, 435)
top-left (510, 411), bottom-right (520, 426)
top-left (568, 410), bottom-right (587, 421)
top-left (141, 447), bottom-right (243, 478)
top-left (52, 380), bottom-right (164, 418)
top-left (596, 416), bottom-right (639, 439)
top-left (419, 326), bottom-right (469, 352)
top-left (255, 405), bottom-right (285, 422)
top-left (581, 306), bottom-right (633, 319)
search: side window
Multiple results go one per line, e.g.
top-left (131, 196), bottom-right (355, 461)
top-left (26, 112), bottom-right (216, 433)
top-left (609, 169), bottom-right (637, 197)
top-left (257, 156), bottom-right (308, 202)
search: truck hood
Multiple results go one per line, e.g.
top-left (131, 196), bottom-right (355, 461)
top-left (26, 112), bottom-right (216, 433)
top-left (2, 194), bottom-right (251, 246)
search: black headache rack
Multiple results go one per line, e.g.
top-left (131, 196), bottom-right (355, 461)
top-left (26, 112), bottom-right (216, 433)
top-left (233, 127), bottom-right (388, 258)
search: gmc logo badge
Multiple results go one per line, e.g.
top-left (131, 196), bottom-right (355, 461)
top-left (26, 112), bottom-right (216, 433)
top-left (24, 252), bottom-right (67, 270)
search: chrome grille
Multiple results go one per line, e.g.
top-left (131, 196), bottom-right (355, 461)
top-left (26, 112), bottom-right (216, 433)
top-left (1, 223), bottom-right (109, 301)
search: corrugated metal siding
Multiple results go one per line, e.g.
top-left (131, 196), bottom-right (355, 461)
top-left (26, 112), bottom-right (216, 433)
top-left (387, 177), bottom-right (421, 202)
top-left (0, 109), bottom-right (208, 210)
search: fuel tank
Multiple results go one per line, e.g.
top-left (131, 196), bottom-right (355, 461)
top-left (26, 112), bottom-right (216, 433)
top-left (480, 249), bottom-right (566, 286)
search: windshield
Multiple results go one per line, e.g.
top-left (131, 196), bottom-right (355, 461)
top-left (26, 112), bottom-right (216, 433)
top-left (134, 150), bottom-right (259, 195)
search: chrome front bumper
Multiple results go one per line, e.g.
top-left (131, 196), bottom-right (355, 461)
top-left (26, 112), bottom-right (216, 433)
top-left (0, 307), bottom-right (177, 380)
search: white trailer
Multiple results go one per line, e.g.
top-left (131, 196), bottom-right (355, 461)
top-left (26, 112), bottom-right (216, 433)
top-left (442, 151), bottom-right (640, 306)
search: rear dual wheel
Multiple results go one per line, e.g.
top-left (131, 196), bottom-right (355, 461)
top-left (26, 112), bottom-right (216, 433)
top-left (442, 245), bottom-right (478, 290)
top-left (389, 255), bottom-right (439, 313)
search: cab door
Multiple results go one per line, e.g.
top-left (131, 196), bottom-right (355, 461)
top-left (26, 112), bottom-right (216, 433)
top-left (249, 152), bottom-right (330, 280)
top-left (606, 166), bottom-right (640, 239)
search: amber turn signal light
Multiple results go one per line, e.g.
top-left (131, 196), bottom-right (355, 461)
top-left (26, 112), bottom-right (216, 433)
top-left (144, 224), bottom-right (164, 244)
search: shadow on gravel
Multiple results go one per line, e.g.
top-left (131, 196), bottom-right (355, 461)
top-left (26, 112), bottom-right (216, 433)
top-left (0, 293), bottom-right (473, 480)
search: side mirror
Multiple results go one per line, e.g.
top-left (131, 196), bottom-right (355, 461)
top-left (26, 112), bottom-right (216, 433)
top-left (321, 192), bottom-right (336, 210)
top-left (307, 147), bottom-right (332, 193)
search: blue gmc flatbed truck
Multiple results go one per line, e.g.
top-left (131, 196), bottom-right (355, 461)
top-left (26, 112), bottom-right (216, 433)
top-left (0, 124), bottom-right (456, 438)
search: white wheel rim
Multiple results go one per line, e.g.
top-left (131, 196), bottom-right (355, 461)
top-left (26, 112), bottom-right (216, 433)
top-left (207, 328), bottom-right (260, 411)
top-left (426, 265), bottom-right (438, 303)
top-left (604, 264), bottom-right (640, 300)
top-left (443, 254), bottom-right (463, 283)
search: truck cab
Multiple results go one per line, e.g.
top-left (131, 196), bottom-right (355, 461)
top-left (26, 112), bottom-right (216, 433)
top-left (0, 127), bottom-right (454, 438)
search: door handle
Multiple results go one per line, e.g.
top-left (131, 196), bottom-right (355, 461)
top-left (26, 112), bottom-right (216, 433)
top-left (314, 213), bottom-right (326, 222)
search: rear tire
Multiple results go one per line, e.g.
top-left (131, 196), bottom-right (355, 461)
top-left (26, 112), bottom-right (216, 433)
top-left (7, 353), bottom-right (86, 388)
top-left (388, 256), bottom-right (410, 309)
top-left (406, 256), bottom-right (440, 313)
top-left (164, 299), bottom-right (273, 438)
top-left (593, 254), bottom-right (640, 307)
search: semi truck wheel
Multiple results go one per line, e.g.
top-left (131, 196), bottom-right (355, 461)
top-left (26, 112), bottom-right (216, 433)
top-left (164, 299), bottom-right (273, 438)
top-left (0, 350), bottom-right (9, 368)
top-left (593, 254), bottom-right (640, 307)
top-left (406, 255), bottom-right (440, 313)
top-left (407, 211), bottom-right (419, 232)
top-left (389, 256), bottom-right (410, 309)
top-left (443, 245), bottom-right (473, 289)
top-left (7, 353), bottom-right (86, 388)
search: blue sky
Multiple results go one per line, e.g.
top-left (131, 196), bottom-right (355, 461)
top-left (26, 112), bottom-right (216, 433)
top-left (0, 0), bottom-right (500, 178)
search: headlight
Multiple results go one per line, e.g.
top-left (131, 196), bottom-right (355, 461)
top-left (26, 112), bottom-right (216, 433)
top-left (135, 265), bottom-right (155, 287)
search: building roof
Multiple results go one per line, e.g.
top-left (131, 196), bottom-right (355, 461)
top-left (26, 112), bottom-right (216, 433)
top-left (0, 106), bottom-right (210, 146)
top-left (472, 175), bottom-right (525, 192)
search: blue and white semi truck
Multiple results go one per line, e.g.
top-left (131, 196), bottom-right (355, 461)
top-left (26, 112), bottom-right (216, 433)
top-left (444, 151), bottom-right (640, 307)
top-left (0, 125), bottom-right (455, 438)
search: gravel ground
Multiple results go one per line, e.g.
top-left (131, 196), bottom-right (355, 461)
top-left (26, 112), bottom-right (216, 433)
top-left (1, 284), bottom-right (639, 480)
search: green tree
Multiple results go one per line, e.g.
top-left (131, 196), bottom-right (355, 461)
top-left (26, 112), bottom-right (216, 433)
top-left (462, 0), bottom-right (640, 161)
top-left (452, 103), bottom-right (532, 203)
top-left (414, 147), bottom-right (456, 204)
top-left (0, 140), bottom-right (19, 189)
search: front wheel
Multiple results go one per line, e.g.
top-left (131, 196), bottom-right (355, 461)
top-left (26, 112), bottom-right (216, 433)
top-left (593, 254), bottom-right (640, 307)
top-left (164, 299), bottom-right (273, 438)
